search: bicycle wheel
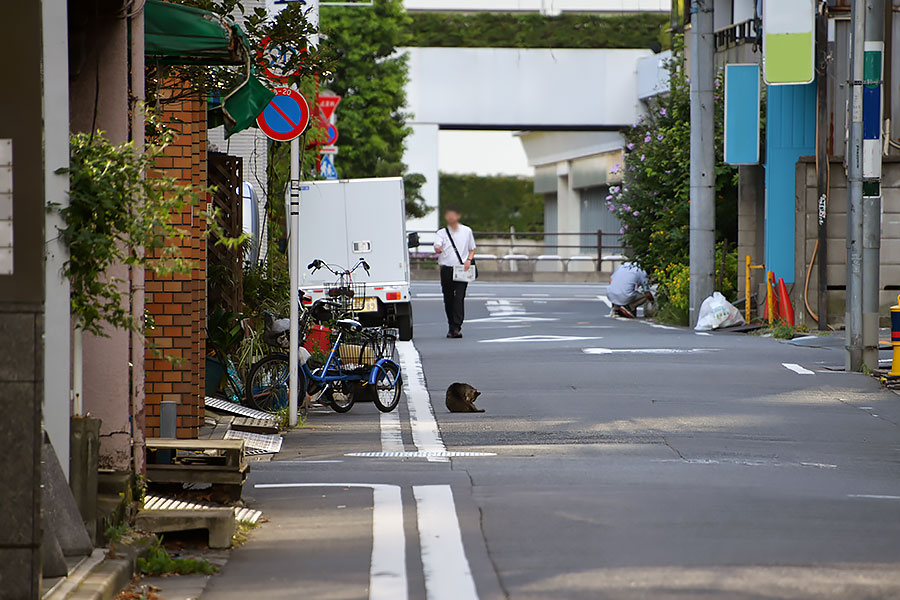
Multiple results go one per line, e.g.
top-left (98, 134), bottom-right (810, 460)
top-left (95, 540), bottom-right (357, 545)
top-left (245, 354), bottom-right (291, 412)
top-left (371, 362), bottom-right (402, 413)
top-left (326, 380), bottom-right (355, 413)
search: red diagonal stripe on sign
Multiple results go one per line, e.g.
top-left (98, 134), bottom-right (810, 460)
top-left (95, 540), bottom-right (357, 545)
top-left (270, 100), bottom-right (298, 129)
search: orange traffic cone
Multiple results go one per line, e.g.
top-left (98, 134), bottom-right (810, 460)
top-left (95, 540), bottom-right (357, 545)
top-left (777, 277), bottom-right (795, 326)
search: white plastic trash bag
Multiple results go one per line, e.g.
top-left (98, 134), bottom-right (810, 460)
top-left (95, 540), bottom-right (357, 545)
top-left (694, 292), bottom-right (745, 331)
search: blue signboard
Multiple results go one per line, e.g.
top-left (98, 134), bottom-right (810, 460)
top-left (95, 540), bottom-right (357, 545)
top-left (724, 64), bottom-right (760, 165)
top-left (320, 154), bottom-right (338, 180)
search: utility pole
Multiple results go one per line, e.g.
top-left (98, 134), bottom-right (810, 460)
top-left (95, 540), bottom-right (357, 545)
top-left (815, 2), bottom-right (829, 331)
top-left (288, 0), bottom-right (319, 427)
top-left (689, 0), bottom-right (715, 326)
top-left (846, 0), bottom-right (866, 371)
top-left (861, 0), bottom-right (884, 370)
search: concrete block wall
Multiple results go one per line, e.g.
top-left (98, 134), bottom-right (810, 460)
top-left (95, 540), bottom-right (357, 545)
top-left (145, 91), bottom-right (208, 439)
top-left (794, 157), bottom-right (900, 327)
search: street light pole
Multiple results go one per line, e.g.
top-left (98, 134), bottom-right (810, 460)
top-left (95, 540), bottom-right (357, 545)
top-left (846, 0), bottom-right (866, 371)
top-left (689, 0), bottom-right (716, 326)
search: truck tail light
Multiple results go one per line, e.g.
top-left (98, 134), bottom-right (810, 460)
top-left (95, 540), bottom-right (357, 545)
top-left (386, 292), bottom-right (401, 301)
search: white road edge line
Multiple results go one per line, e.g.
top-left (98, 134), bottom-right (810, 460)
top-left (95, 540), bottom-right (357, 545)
top-left (380, 409), bottom-right (404, 453)
top-left (847, 494), bottom-right (900, 500)
top-left (255, 483), bottom-right (408, 600)
top-left (598, 295), bottom-right (612, 308)
top-left (414, 485), bottom-right (480, 600)
top-left (396, 341), bottom-right (448, 463)
top-left (782, 363), bottom-right (815, 375)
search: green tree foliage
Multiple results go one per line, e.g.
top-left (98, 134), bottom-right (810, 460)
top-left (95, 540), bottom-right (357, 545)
top-left (438, 174), bottom-right (543, 233)
top-left (59, 127), bottom-right (200, 335)
top-left (320, 0), bottom-right (428, 218)
top-left (606, 38), bottom-right (737, 278)
top-left (406, 12), bottom-right (669, 50)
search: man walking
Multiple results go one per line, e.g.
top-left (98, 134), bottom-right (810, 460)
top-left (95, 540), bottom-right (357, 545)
top-left (434, 205), bottom-right (476, 338)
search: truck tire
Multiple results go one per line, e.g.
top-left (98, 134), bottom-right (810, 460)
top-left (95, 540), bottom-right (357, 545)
top-left (397, 312), bottom-right (413, 341)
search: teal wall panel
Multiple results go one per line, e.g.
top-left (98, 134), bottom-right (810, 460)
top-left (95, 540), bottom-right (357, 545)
top-left (764, 82), bottom-right (816, 283)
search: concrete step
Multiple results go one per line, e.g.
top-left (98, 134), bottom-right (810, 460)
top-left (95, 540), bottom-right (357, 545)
top-left (135, 508), bottom-right (235, 549)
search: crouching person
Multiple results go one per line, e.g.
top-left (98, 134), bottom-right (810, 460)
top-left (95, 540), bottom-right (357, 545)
top-left (607, 262), bottom-right (653, 318)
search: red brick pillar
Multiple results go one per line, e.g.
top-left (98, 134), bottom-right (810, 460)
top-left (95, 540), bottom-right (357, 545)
top-left (145, 88), bottom-right (207, 439)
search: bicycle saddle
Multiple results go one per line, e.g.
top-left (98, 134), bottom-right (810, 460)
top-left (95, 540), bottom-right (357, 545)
top-left (335, 318), bottom-right (363, 332)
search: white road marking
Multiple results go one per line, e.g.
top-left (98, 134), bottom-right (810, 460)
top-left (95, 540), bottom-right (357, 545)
top-left (782, 363), bottom-right (815, 375)
top-left (848, 494), bottom-right (900, 500)
top-left (695, 332), bottom-right (712, 336)
top-left (644, 322), bottom-right (680, 330)
top-left (485, 299), bottom-right (526, 316)
top-left (415, 293), bottom-right (444, 297)
top-left (583, 348), bottom-right (716, 355)
top-left (466, 315), bottom-right (558, 324)
top-left (380, 409), bottom-right (404, 453)
top-left (598, 295), bottom-right (612, 308)
top-left (254, 483), bottom-right (408, 600)
top-left (346, 451), bottom-right (495, 458)
top-left (480, 334), bottom-right (603, 344)
top-left (396, 341), bottom-right (447, 463)
top-left (414, 485), bottom-right (480, 600)
top-left (522, 293), bottom-right (550, 297)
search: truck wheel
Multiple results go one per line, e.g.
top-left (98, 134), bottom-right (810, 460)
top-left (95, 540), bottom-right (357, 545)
top-left (397, 312), bottom-right (413, 341)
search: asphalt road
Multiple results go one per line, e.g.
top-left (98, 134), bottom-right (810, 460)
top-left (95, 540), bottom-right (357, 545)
top-left (201, 281), bottom-right (900, 600)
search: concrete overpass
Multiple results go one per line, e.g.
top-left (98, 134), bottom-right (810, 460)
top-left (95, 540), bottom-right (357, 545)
top-left (401, 46), bottom-right (655, 234)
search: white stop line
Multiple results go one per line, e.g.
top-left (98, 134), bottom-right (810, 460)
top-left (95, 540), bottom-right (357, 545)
top-left (583, 348), bottom-right (717, 355)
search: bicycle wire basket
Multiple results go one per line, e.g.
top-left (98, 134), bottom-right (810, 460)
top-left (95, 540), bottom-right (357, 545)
top-left (326, 279), bottom-right (367, 316)
top-left (336, 326), bottom-right (398, 370)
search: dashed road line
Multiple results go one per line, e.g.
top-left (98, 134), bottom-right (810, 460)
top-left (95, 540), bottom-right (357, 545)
top-left (848, 494), bottom-right (900, 500)
top-left (380, 409), bottom-right (404, 453)
top-left (255, 483), bottom-right (408, 600)
top-left (782, 363), bottom-right (815, 375)
top-left (414, 485), bottom-right (480, 600)
top-left (396, 341), bottom-right (448, 463)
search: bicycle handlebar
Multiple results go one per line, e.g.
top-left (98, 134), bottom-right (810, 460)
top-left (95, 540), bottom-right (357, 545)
top-left (307, 257), bottom-right (371, 277)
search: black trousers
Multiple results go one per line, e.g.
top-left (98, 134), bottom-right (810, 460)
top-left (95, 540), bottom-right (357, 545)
top-left (440, 266), bottom-right (468, 332)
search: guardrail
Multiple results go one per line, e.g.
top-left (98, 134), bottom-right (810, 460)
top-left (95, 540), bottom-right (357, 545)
top-left (409, 230), bottom-right (630, 273)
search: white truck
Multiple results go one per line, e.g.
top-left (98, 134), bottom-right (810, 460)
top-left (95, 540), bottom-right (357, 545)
top-left (297, 177), bottom-right (416, 340)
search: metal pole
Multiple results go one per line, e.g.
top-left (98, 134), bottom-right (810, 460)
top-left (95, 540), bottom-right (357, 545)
top-left (815, 3), bottom-right (829, 330)
top-left (689, 0), bottom-right (716, 326)
top-left (846, 0), bottom-right (866, 371)
top-left (288, 0), bottom-right (319, 427)
top-left (862, 0), bottom-right (884, 370)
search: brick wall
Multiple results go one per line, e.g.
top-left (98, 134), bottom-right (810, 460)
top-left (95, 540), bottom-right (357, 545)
top-left (145, 89), bottom-right (208, 439)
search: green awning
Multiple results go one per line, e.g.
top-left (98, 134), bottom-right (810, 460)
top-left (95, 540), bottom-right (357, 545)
top-left (145, 0), bottom-right (275, 137)
top-left (145, 0), bottom-right (247, 66)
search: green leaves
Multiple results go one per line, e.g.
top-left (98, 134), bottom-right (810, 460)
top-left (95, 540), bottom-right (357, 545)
top-left (438, 174), bottom-right (544, 233)
top-left (59, 121), bottom-right (200, 336)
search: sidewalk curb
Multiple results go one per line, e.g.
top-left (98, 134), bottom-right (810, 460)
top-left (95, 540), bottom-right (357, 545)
top-left (44, 539), bottom-right (153, 600)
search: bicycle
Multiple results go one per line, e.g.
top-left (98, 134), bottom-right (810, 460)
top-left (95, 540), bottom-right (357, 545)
top-left (245, 260), bottom-right (403, 414)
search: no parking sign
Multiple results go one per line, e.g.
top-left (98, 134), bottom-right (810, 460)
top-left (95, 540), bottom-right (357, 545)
top-left (256, 87), bottom-right (310, 142)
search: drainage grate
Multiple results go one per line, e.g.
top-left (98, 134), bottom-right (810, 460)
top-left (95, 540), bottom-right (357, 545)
top-left (344, 451), bottom-right (496, 458)
top-left (204, 397), bottom-right (273, 420)
top-left (224, 429), bottom-right (283, 454)
top-left (144, 494), bottom-right (263, 524)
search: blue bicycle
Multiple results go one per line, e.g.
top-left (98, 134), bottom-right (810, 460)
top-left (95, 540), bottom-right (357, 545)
top-left (244, 261), bottom-right (403, 414)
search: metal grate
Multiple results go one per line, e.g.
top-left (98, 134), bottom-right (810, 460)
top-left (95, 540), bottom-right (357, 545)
top-left (224, 429), bottom-right (283, 454)
top-left (204, 396), bottom-right (273, 420)
top-left (144, 494), bottom-right (263, 524)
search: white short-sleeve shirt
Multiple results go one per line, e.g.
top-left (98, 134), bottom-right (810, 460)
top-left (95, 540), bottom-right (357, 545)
top-left (435, 224), bottom-right (476, 267)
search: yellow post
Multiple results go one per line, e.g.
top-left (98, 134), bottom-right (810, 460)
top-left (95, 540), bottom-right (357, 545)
top-left (766, 271), bottom-right (776, 327)
top-left (744, 255), bottom-right (765, 323)
top-left (890, 295), bottom-right (900, 377)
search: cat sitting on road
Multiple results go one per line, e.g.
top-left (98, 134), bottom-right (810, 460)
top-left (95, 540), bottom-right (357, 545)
top-left (445, 382), bottom-right (484, 413)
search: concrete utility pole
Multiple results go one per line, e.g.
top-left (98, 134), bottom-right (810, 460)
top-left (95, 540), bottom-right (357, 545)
top-left (288, 0), bottom-right (319, 427)
top-left (861, 0), bottom-right (884, 370)
top-left (689, 0), bottom-right (716, 326)
top-left (846, 0), bottom-right (866, 371)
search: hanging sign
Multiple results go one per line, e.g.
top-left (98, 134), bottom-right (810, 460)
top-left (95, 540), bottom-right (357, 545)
top-left (762, 0), bottom-right (815, 85)
top-left (724, 64), bottom-right (760, 165)
top-left (256, 87), bottom-right (310, 142)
